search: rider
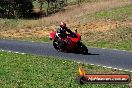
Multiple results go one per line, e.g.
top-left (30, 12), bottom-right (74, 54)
top-left (56, 21), bottom-right (73, 38)
top-left (55, 21), bottom-right (76, 51)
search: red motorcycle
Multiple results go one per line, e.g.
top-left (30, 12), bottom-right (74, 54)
top-left (49, 31), bottom-right (88, 54)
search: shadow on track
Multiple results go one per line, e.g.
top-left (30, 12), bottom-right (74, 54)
top-left (66, 52), bottom-right (100, 56)
top-left (87, 53), bottom-right (100, 55)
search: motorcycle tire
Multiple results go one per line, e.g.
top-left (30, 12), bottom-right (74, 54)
top-left (76, 41), bottom-right (88, 55)
top-left (53, 40), bottom-right (66, 52)
top-left (53, 40), bottom-right (58, 50)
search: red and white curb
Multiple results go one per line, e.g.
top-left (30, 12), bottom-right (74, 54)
top-left (1, 49), bottom-right (132, 73)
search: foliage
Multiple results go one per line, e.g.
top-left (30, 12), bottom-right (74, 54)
top-left (0, 0), bottom-right (34, 18)
top-left (15, 0), bottom-right (34, 17)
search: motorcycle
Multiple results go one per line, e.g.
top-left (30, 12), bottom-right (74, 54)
top-left (49, 30), bottom-right (88, 55)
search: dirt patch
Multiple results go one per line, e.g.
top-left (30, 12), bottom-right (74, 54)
top-left (0, 20), bottom-right (131, 39)
top-left (0, 27), bottom-right (55, 38)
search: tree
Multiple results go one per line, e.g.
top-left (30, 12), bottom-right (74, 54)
top-left (15, 0), bottom-right (34, 17)
top-left (38, 0), bottom-right (57, 16)
top-left (0, 0), bottom-right (16, 18)
top-left (38, 0), bottom-right (43, 11)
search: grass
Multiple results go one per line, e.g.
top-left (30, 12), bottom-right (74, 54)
top-left (82, 26), bottom-right (132, 51)
top-left (0, 19), bottom-right (19, 30)
top-left (72, 5), bottom-right (132, 50)
top-left (93, 5), bottom-right (132, 20)
top-left (0, 18), bottom-right (36, 30)
top-left (65, 0), bottom-right (111, 5)
top-left (76, 4), bottom-right (132, 23)
top-left (66, 0), bottom-right (93, 5)
top-left (0, 51), bottom-right (131, 88)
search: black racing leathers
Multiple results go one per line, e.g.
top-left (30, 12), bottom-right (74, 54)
top-left (55, 27), bottom-right (73, 51)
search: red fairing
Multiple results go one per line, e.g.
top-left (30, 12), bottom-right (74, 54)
top-left (70, 33), bottom-right (81, 42)
top-left (49, 32), bottom-right (56, 40)
top-left (49, 31), bottom-right (83, 52)
top-left (49, 32), bottom-right (81, 42)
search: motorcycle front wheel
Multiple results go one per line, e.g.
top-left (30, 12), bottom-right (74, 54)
top-left (53, 40), bottom-right (66, 52)
top-left (76, 41), bottom-right (88, 55)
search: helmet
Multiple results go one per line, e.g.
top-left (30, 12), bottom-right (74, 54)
top-left (60, 21), bottom-right (66, 27)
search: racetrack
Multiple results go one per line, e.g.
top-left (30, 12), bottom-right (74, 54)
top-left (0, 39), bottom-right (132, 72)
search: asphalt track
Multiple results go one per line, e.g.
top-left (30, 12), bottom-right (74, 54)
top-left (0, 39), bottom-right (132, 72)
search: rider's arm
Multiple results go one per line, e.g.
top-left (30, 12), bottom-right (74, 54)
top-left (66, 28), bottom-right (73, 34)
top-left (67, 28), bottom-right (78, 38)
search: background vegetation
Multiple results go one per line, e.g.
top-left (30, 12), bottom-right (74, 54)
top-left (0, 0), bottom-right (131, 51)
top-left (0, 0), bottom-right (102, 18)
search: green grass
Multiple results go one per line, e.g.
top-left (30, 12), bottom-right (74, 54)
top-left (0, 18), bottom-right (36, 30)
top-left (77, 4), bottom-right (132, 23)
top-left (28, 37), bottom-right (50, 42)
top-left (0, 19), bottom-right (19, 30)
top-left (0, 36), bottom-right (51, 44)
top-left (66, 0), bottom-right (92, 5)
top-left (0, 51), bottom-right (131, 88)
top-left (94, 5), bottom-right (132, 19)
top-left (65, 0), bottom-right (106, 5)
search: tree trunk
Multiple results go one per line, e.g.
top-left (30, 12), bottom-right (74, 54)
top-left (78, 0), bottom-right (81, 6)
top-left (39, 0), bottom-right (43, 11)
top-left (46, 0), bottom-right (50, 16)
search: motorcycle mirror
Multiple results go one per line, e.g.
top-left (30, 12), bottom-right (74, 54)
top-left (75, 29), bottom-right (77, 33)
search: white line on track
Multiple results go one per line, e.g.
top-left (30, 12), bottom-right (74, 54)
top-left (124, 70), bottom-right (129, 72)
top-left (113, 68), bottom-right (118, 70)
top-left (119, 69), bottom-right (123, 71)
top-left (107, 67), bottom-right (113, 69)
top-left (90, 64), bottom-right (95, 66)
top-left (7, 51), bottom-right (11, 53)
top-left (1, 49), bottom-right (4, 51)
top-left (14, 52), bottom-right (19, 54)
top-left (103, 66), bottom-right (107, 68)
